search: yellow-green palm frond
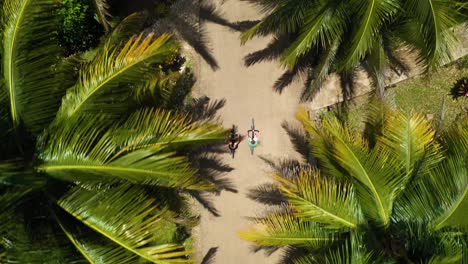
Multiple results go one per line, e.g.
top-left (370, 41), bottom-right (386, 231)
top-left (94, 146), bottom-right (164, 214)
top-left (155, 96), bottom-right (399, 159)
top-left (239, 211), bottom-right (338, 248)
top-left (393, 120), bottom-right (467, 230)
top-left (38, 109), bottom-right (222, 190)
top-left (378, 111), bottom-right (442, 184)
top-left (58, 184), bottom-right (192, 263)
top-left (56, 33), bottom-right (178, 120)
top-left (295, 108), bottom-right (348, 180)
top-left (298, 108), bottom-right (403, 226)
top-left (275, 169), bottom-right (362, 229)
top-left (2, 0), bottom-right (67, 133)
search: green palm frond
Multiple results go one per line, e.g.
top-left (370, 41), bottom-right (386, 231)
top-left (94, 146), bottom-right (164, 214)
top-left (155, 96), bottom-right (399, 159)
top-left (55, 210), bottom-right (144, 264)
top-left (240, 0), bottom-right (313, 44)
top-left (307, 39), bottom-right (340, 94)
top-left (56, 33), bottom-right (178, 120)
top-left (239, 211), bottom-right (338, 248)
top-left (1, 202), bottom-right (86, 264)
top-left (393, 121), bottom-right (467, 229)
top-left (362, 98), bottom-right (389, 147)
top-left (319, 235), bottom-right (375, 264)
top-left (58, 184), bottom-right (192, 263)
top-left (320, 116), bottom-right (401, 226)
top-left (431, 124), bottom-right (467, 230)
top-left (38, 111), bottom-right (215, 189)
top-left (275, 169), bottom-right (362, 229)
top-left (93, 0), bottom-right (112, 32)
top-left (403, 0), bottom-right (459, 68)
top-left (2, 0), bottom-right (66, 133)
top-left (280, 2), bottom-right (346, 68)
top-left (109, 108), bottom-right (226, 155)
top-left (428, 233), bottom-right (465, 263)
top-left (342, 0), bottom-right (399, 71)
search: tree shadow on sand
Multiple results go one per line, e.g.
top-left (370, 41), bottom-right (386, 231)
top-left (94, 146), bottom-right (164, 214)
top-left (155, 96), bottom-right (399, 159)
top-left (244, 122), bottom-right (319, 261)
top-left (112, 0), bottom-right (256, 71)
top-left (200, 247), bottom-right (218, 264)
top-left (150, 0), bottom-right (258, 70)
top-left (238, 22), bottom-right (411, 103)
top-left (185, 96), bottom-right (238, 217)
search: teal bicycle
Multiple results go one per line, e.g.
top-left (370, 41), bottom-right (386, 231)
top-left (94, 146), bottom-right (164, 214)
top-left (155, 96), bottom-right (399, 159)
top-left (247, 118), bottom-right (260, 155)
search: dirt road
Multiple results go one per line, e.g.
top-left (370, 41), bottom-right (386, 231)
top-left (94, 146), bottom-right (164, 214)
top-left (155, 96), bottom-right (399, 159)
top-left (193, 0), bottom-right (303, 263)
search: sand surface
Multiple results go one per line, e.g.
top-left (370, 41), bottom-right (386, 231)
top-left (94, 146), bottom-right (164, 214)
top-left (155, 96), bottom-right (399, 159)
top-left (193, 0), bottom-right (304, 263)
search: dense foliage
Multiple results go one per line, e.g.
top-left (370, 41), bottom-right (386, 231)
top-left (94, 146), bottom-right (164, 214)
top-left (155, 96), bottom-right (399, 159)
top-left (241, 102), bottom-right (468, 263)
top-left (56, 0), bottom-right (105, 55)
top-left (242, 0), bottom-right (468, 98)
top-left (0, 0), bottom-right (225, 262)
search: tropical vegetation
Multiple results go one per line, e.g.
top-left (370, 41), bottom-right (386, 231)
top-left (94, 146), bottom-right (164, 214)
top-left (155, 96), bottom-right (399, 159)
top-left (56, 0), bottom-right (105, 55)
top-left (241, 0), bottom-right (468, 99)
top-left (0, 0), bottom-right (226, 262)
top-left (240, 101), bottom-right (468, 263)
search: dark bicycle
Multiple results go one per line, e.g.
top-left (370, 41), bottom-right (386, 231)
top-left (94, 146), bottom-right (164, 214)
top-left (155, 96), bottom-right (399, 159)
top-left (227, 125), bottom-right (240, 158)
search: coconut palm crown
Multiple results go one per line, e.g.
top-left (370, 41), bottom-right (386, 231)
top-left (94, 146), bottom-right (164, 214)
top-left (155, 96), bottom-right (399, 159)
top-left (240, 102), bottom-right (467, 263)
top-left (0, 0), bottom-right (225, 263)
top-left (241, 0), bottom-right (467, 98)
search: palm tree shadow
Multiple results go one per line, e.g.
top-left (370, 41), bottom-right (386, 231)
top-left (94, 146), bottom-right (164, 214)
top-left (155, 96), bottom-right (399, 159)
top-left (200, 1), bottom-right (259, 32)
top-left (147, 0), bottom-right (219, 70)
top-left (200, 247), bottom-right (218, 264)
top-left (184, 95), bottom-right (237, 217)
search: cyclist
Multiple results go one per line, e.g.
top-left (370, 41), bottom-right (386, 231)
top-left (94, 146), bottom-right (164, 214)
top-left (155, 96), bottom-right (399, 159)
top-left (247, 129), bottom-right (260, 148)
top-left (227, 126), bottom-right (240, 150)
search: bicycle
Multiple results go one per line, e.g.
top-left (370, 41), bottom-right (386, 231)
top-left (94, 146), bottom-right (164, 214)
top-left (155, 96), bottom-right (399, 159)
top-left (247, 118), bottom-right (259, 155)
top-left (227, 125), bottom-right (240, 158)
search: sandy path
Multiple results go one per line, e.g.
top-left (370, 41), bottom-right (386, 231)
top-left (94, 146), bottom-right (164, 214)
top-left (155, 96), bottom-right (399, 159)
top-left (193, 0), bottom-right (303, 263)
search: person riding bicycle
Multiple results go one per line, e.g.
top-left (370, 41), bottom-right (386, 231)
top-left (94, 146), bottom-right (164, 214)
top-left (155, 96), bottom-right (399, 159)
top-left (247, 129), bottom-right (260, 148)
top-left (227, 126), bottom-right (240, 150)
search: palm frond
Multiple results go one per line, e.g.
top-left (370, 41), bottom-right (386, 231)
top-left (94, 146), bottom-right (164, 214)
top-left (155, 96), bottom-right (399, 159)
top-left (296, 108), bottom-right (348, 180)
top-left (342, 0), bottom-right (399, 71)
top-left (240, 0), bottom-right (313, 44)
top-left (393, 122), bottom-right (467, 229)
top-left (102, 12), bottom-right (149, 49)
top-left (280, 2), bottom-right (346, 68)
top-left (58, 184), bottom-right (192, 263)
top-left (319, 116), bottom-right (399, 226)
top-left (275, 169), bottom-right (362, 229)
top-left (378, 111), bottom-right (442, 187)
top-left (39, 110), bottom-right (221, 189)
top-left (403, 0), bottom-right (459, 68)
top-left (322, 235), bottom-right (375, 264)
top-left (428, 233), bottom-right (465, 263)
top-left (93, 0), bottom-right (112, 32)
top-left (364, 36), bottom-right (386, 98)
top-left (55, 209), bottom-right (144, 264)
top-left (431, 122), bottom-right (468, 230)
top-left (306, 39), bottom-right (340, 98)
top-left (56, 33), bottom-right (178, 120)
top-left (2, 0), bottom-right (67, 133)
top-left (1, 199), bottom-right (85, 263)
top-left (362, 97), bottom-right (389, 147)
top-left (239, 212), bottom-right (338, 248)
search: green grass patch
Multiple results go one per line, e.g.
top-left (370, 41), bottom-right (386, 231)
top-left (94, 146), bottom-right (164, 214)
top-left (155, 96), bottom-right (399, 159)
top-left (326, 55), bottom-right (468, 132)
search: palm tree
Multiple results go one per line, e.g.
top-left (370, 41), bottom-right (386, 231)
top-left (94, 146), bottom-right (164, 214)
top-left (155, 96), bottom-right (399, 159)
top-left (241, 0), bottom-right (467, 99)
top-left (240, 101), bottom-right (468, 263)
top-left (0, 0), bottom-right (226, 262)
